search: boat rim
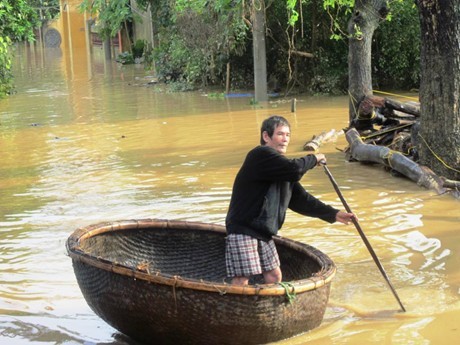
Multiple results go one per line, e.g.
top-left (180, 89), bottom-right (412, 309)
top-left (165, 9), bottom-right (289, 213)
top-left (66, 218), bottom-right (336, 296)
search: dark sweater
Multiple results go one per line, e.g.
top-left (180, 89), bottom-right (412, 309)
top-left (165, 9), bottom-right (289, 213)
top-left (226, 145), bottom-right (338, 241)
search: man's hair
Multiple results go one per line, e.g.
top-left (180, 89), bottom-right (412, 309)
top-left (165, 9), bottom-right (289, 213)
top-left (260, 115), bottom-right (290, 145)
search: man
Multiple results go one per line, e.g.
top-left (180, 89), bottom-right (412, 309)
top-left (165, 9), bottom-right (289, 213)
top-left (225, 115), bottom-right (355, 286)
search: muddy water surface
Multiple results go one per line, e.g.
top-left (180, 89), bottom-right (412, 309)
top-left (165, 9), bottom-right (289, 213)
top-left (0, 45), bottom-right (459, 344)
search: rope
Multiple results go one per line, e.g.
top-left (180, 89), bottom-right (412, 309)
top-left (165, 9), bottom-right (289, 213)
top-left (360, 123), bottom-right (413, 140)
top-left (278, 282), bottom-right (296, 304)
top-left (372, 90), bottom-right (419, 101)
top-left (382, 149), bottom-right (399, 168)
top-left (418, 134), bottom-right (460, 173)
top-left (356, 110), bottom-right (376, 120)
top-left (348, 90), bottom-right (359, 119)
top-left (390, 134), bottom-right (413, 156)
top-left (212, 283), bottom-right (227, 296)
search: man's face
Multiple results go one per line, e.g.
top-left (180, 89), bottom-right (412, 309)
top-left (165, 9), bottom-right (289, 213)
top-left (263, 125), bottom-right (290, 154)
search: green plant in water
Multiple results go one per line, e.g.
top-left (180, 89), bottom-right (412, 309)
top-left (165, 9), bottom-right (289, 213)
top-left (0, 0), bottom-right (43, 97)
top-left (0, 36), bottom-right (13, 98)
top-left (207, 92), bottom-right (225, 99)
top-left (116, 51), bottom-right (134, 64)
top-left (132, 39), bottom-right (145, 59)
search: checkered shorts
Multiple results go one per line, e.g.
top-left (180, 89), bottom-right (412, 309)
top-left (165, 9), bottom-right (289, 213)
top-left (225, 234), bottom-right (280, 277)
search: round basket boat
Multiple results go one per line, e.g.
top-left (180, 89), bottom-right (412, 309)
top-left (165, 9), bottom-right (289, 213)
top-left (66, 219), bottom-right (336, 345)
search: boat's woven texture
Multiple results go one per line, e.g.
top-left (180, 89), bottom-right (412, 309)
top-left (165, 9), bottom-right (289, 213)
top-left (67, 219), bottom-right (335, 344)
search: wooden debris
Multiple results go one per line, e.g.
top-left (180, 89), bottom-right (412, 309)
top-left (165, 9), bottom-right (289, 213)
top-left (303, 129), bottom-right (342, 152)
top-left (441, 177), bottom-right (460, 191)
top-left (345, 128), bottom-right (446, 194)
top-left (327, 94), bottom-right (460, 198)
top-left (298, 94), bottom-right (460, 198)
top-left (360, 95), bottom-right (420, 117)
top-left (384, 99), bottom-right (420, 117)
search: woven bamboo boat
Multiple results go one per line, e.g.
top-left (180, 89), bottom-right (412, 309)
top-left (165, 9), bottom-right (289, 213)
top-left (66, 219), bottom-right (336, 345)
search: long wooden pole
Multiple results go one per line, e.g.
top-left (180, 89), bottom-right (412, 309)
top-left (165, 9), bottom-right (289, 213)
top-left (321, 163), bottom-right (406, 312)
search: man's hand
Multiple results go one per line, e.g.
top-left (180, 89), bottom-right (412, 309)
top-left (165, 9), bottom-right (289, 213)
top-left (314, 153), bottom-right (326, 166)
top-left (335, 211), bottom-right (356, 225)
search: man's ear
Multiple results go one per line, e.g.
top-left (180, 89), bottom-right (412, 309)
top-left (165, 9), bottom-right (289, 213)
top-left (262, 131), bottom-right (270, 144)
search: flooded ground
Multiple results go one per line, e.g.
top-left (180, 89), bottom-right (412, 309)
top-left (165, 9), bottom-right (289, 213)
top-left (0, 44), bottom-right (459, 344)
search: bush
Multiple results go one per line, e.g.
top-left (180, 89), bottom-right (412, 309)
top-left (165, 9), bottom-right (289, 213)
top-left (0, 37), bottom-right (13, 98)
top-left (116, 51), bottom-right (134, 64)
top-left (132, 39), bottom-right (145, 58)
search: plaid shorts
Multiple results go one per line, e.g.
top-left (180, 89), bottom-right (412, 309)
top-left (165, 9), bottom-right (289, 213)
top-left (225, 234), bottom-right (280, 277)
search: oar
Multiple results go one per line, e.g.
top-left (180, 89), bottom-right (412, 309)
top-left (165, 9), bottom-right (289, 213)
top-left (320, 162), bottom-right (406, 312)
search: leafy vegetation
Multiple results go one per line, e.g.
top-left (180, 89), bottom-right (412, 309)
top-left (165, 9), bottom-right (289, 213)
top-left (373, 0), bottom-right (420, 89)
top-left (79, 0), bottom-right (134, 40)
top-left (144, 0), bottom-right (248, 88)
top-left (0, 0), bottom-right (421, 97)
top-left (0, 36), bottom-right (13, 97)
top-left (136, 0), bottom-right (420, 94)
top-left (0, 0), bottom-right (59, 97)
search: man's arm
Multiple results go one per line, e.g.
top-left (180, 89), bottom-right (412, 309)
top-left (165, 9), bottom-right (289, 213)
top-left (288, 182), bottom-right (338, 223)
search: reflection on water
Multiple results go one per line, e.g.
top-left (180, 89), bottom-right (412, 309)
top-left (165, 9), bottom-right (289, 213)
top-left (1, 44), bottom-right (459, 344)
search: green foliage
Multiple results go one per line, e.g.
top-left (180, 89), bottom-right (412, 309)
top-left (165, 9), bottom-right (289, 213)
top-left (117, 40), bottom-right (147, 64)
top-left (29, 0), bottom-right (60, 24)
top-left (116, 51), bottom-right (135, 64)
top-left (0, 0), bottom-right (39, 41)
top-left (323, 0), bottom-right (354, 10)
top-left (207, 92), bottom-right (225, 99)
top-left (175, 0), bottom-right (208, 13)
top-left (79, 0), bottom-right (133, 39)
top-left (0, 0), bottom-right (45, 98)
top-left (0, 36), bottom-right (13, 98)
top-left (323, 0), bottom-right (369, 41)
top-left (132, 39), bottom-right (145, 58)
top-left (147, 0), bottom-right (248, 89)
top-left (318, 0), bottom-right (419, 91)
top-left (373, 0), bottom-right (420, 89)
top-left (286, 0), bottom-right (300, 26)
top-left (1, 0), bottom-right (413, 96)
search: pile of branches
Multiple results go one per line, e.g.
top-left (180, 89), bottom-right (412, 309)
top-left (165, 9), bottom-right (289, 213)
top-left (303, 95), bottom-right (460, 198)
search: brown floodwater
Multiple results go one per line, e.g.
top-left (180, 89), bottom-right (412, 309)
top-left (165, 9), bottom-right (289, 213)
top-left (0, 43), bottom-right (459, 344)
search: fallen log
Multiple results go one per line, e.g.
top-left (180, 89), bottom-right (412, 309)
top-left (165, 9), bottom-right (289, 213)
top-left (390, 110), bottom-right (417, 120)
top-left (441, 177), bottom-right (460, 191)
top-left (358, 95), bottom-right (420, 118)
top-left (303, 129), bottom-right (342, 152)
top-left (359, 123), bottom-right (414, 145)
top-left (384, 99), bottom-right (420, 117)
top-left (346, 128), bottom-right (445, 194)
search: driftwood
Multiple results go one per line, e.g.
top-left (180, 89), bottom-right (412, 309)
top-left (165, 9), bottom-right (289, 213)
top-left (327, 94), bottom-right (460, 198)
top-left (441, 178), bottom-right (460, 191)
top-left (384, 99), bottom-right (420, 117)
top-left (346, 128), bottom-right (446, 194)
top-left (358, 95), bottom-right (420, 119)
top-left (303, 129), bottom-right (342, 152)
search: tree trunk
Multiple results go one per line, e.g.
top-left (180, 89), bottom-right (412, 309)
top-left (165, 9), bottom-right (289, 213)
top-left (417, 0), bottom-right (460, 180)
top-left (103, 38), bottom-right (112, 60)
top-left (252, 0), bottom-right (268, 103)
top-left (347, 0), bottom-right (388, 122)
